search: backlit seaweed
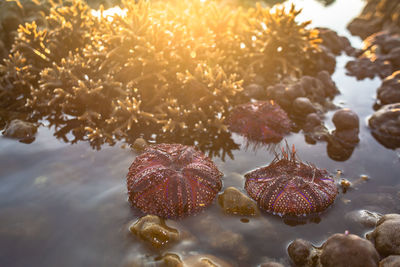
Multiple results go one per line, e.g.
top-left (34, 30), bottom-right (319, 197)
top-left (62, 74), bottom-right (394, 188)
top-left (1, 0), bottom-right (337, 156)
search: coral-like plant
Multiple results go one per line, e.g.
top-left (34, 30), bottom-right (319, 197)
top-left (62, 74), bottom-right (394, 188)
top-left (1, 0), bottom-right (333, 155)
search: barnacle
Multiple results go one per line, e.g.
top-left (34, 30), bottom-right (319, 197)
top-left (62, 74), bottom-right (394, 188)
top-left (1, 0), bottom-right (335, 156)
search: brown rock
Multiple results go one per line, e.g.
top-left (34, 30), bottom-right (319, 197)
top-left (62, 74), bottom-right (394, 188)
top-left (320, 233), bottom-right (379, 267)
top-left (218, 187), bottom-right (260, 216)
top-left (129, 215), bottom-right (180, 249)
top-left (368, 214), bottom-right (400, 257)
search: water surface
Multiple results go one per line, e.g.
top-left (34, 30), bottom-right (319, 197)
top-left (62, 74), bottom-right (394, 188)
top-left (1, 0), bottom-right (400, 266)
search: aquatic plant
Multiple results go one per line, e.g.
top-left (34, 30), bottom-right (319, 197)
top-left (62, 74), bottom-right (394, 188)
top-left (1, 0), bottom-right (333, 153)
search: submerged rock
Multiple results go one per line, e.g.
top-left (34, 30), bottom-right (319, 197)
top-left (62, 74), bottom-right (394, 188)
top-left (193, 215), bottom-right (249, 261)
top-left (158, 253), bottom-right (183, 267)
top-left (377, 71), bottom-right (400, 105)
top-left (368, 214), bottom-right (400, 257)
top-left (259, 262), bottom-right (285, 267)
top-left (128, 215), bottom-right (180, 249)
top-left (2, 119), bottom-right (37, 141)
top-left (218, 187), bottom-right (260, 216)
top-left (369, 103), bottom-right (400, 149)
top-left (183, 254), bottom-right (233, 267)
top-left (320, 233), bottom-right (380, 267)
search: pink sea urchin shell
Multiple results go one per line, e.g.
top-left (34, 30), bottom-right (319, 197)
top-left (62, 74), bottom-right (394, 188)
top-left (127, 143), bottom-right (223, 218)
top-left (244, 145), bottom-right (338, 216)
top-left (227, 100), bottom-right (292, 143)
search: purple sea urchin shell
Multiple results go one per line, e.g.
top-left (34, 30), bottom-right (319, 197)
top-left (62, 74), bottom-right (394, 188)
top-left (127, 143), bottom-right (223, 218)
top-left (244, 145), bottom-right (338, 216)
top-left (227, 101), bottom-right (292, 143)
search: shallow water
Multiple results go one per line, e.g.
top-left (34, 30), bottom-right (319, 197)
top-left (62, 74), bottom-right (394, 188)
top-left (1, 0), bottom-right (400, 266)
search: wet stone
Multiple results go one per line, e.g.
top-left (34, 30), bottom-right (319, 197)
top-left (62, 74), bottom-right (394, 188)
top-left (132, 138), bottom-right (148, 152)
top-left (303, 113), bottom-right (323, 132)
top-left (317, 27), bottom-right (353, 56)
top-left (287, 239), bottom-right (314, 267)
top-left (2, 119), bottom-right (37, 141)
top-left (369, 103), bottom-right (400, 149)
top-left (285, 83), bottom-right (306, 101)
top-left (320, 233), bottom-right (380, 267)
top-left (379, 255), bottom-right (400, 267)
top-left (345, 58), bottom-right (393, 80)
top-left (129, 215), bottom-right (180, 249)
top-left (377, 71), bottom-right (400, 105)
top-left (158, 253), bottom-right (183, 267)
top-left (368, 214), bottom-right (400, 257)
top-left (292, 97), bottom-right (316, 116)
top-left (218, 186), bottom-right (260, 216)
top-left (183, 254), bottom-right (233, 267)
top-left (243, 83), bottom-right (265, 99)
top-left (259, 262), bottom-right (285, 267)
top-left (332, 108), bottom-right (359, 131)
top-left (317, 70), bottom-right (339, 98)
top-left (345, 210), bottom-right (382, 228)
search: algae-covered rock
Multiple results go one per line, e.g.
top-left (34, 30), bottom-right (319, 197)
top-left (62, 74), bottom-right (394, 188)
top-left (368, 214), bottom-right (400, 257)
top-left (129, 215), bottom-right (180, 249)
top-left (218, 186), bottom-right (260, 216)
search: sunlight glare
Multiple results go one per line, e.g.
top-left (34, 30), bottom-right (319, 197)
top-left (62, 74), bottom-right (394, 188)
top-left (91, 6), bottom-right (128, 22)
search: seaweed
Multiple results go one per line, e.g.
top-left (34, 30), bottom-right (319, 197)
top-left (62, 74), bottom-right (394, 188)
top-left (1, 0), bottom-right (335, 156)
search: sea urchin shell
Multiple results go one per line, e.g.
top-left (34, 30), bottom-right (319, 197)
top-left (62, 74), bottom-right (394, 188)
top-left (127, 143), bottom-right (223, 218)
top-left (227, 100), bottom-right (292, 143)
top-left (244, 145), bottom-right (338, 216)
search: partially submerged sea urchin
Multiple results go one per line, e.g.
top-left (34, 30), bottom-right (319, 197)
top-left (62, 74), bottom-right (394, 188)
top-left (244, 145), bottom-right (338, 216)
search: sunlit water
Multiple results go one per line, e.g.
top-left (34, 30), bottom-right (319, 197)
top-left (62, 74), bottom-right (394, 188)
top-left (1, 0), bottom-right (400, 266)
